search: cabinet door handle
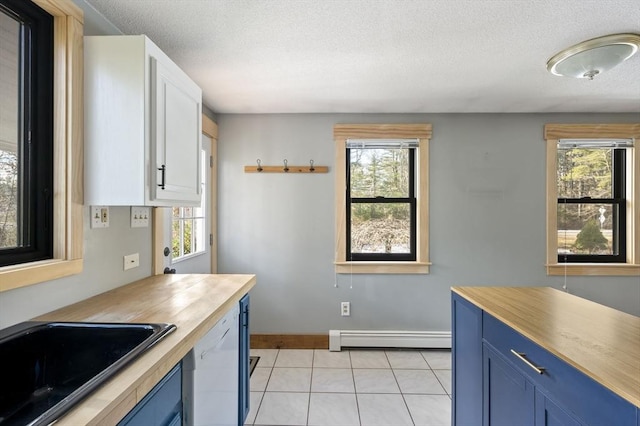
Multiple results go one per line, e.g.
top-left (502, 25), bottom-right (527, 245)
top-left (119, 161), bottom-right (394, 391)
top-left (510, 349), bottom-right (545, 374)
top-left (158, 164), bottom-right (166, 189)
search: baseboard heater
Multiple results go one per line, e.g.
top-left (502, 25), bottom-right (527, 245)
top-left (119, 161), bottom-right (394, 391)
top-left (329, 330), bottom-right (451, 352)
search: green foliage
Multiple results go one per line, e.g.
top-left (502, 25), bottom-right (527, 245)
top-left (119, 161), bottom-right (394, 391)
top-left (557, 148), bottom-right (612, 198)
top-left (183, 220), bottom-right (192, 255)
top-left (172, 218), bottom-right (194, 258)
top-left (350, 148), bottom-right (409, 199)
top-left (172, 219), bottom-right (181, 258)
top-left (557, 148), bottom-right (613, 230)
top-left (350, 148), bottom-right (411, 253)
top-left (574, 220), bottom-right (609, 254)
top-left (0, 151), bottom-right (18, 249)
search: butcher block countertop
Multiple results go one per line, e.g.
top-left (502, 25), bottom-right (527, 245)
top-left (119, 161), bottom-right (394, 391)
top-left (33, 273), bottom-right (256, 425)
top-left (451, 286), bottom-right (640, 408)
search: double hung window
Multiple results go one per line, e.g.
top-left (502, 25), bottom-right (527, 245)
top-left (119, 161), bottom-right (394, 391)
top-left (346, 140), bottom-right (417, 261)
top-left (544, 124), bottom-right (639, 276)
top-left (556, 140), bottom-right (629, 263)
top-left (0, 0), bottom-right (83, 292)
top-left (334, 124), bottom-right (431, 274)
top-left (0, 0), bottom-right (53, 267)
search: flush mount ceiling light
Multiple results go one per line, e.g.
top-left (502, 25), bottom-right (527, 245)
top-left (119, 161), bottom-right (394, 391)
top-left (547, 33), bottom-right (640, 80)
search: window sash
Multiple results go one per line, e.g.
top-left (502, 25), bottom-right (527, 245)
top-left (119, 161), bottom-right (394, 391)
top-left (557, 199), bottom-right (626, 263)
top-left (0, 1), bottom-right (53, 267)
top-left (347, 199), bottom-right (417, 261)
top-left (346, 147), bottom-right (416, 261)
top-left (556, 148), bottom-right (626, 263)
top-left (172, 212), bottom-right (205, 260)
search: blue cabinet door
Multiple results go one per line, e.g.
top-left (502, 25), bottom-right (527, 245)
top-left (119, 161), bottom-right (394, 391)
top-left (535, 389), bottom-right (583, 426)
top-left (484, 312), bottom-right (637, 426)
top-left (483, 343), bottom-right (535, 426)
top-left (452, 292), bottom-right (483, 425)
top-left (239, 294), bottom-right (250, 425)
top-left (118, 363), bottom-right (182, 426)
top-left (454, 291), bottom-right (638, 426)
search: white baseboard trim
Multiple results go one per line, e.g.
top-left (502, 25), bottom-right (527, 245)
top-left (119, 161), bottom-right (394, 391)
top-left (329, 329), bottom-right (451, 352)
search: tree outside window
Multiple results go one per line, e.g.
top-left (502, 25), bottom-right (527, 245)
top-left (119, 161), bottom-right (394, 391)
top-left (171, 150), bottom-right (207, 260)
top-left (556, 146), bottom-right (625, 261)
top-left (348, 147), bottom-right (415, 259)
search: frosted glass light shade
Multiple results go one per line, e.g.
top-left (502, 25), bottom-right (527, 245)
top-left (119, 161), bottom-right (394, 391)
top-left (547, 34), bottom-right (640, 79)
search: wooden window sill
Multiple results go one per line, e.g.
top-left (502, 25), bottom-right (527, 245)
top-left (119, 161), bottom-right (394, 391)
top-left (335, 261), bottom-right (431, 274)
top-left (0, 259), bottom-right (83, 292)
top-left (546, 263), bottom-right (640, 276)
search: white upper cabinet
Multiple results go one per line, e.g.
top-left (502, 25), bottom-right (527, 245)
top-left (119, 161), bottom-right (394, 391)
top-left (84, 35), bottom-right (202, 206)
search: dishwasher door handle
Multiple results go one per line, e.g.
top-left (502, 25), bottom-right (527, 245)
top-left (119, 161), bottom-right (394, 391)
top-left (200, 327), bottom-right (231, 359)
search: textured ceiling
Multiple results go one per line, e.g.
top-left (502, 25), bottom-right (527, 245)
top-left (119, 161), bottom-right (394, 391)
top-left (84, 0), bottom-right (640, 114)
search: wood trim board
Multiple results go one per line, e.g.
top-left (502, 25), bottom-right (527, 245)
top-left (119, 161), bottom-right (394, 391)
top-left (251, 334), bottom-right (329, 349)
top-left (0, 0), bottom-right (84, 291)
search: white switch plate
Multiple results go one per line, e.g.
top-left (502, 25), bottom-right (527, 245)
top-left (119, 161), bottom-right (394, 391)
top-left (341, 302), bottom-right (350, 317)
top-left (131, 206), bottom-right (150, 228)
top-left (124, 253), bottom-right (140, 270)
top-left (90, 206), bottom-right (109, 228)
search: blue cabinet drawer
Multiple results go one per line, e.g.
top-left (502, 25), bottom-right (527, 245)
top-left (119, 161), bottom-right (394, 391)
top-left (118, 363), bottom-right (182, 426)
top-left (483, 313), bottom-right (636, 426)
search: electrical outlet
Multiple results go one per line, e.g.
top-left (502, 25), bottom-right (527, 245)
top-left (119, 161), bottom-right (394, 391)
top-left (124, 253), bottom-right (140, 270)
top-left (341, 302), bottom-right (350, 317)
top-left (90, 206), bottom-right (109, 228)
top-left (131, 206), bottom-right (150, 228)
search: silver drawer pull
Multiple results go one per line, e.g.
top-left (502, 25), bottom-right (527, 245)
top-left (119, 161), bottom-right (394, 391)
top-left (510, 349), bottom-right (545, 374)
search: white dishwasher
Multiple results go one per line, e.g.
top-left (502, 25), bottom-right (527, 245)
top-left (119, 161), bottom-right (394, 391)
top-left (183, 305), bottom-right (239, 426)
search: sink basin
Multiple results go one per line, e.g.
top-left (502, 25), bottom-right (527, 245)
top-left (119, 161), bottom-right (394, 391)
top-left (0, 321), bottom-right (176, 426)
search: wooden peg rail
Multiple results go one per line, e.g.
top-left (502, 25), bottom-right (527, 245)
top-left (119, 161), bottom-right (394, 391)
top-left (244, 165), bottom-right (329, 173)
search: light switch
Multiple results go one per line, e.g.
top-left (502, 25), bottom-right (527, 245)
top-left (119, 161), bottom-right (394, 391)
top-left (131, 207), bottom-right (150, 228)
top-left (90, 206), bottom-right (109, 228)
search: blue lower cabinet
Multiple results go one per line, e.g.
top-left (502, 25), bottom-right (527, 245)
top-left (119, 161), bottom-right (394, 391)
top-left (166, 411), bottom-right (182, 426)
top-left (535, 389), bottom-right (582, 426)
top-left (452, 291), bottom-right (637, 426)
top-left (452, 293), bottom-right (483, 425)
top-left (484, 312), bottom-right (635, 426)
top-left (239, 294), bottom-right (250, 425)
top-left (483, 343), bottom-right (535, 426)
top-left (118, 363), bottom-right (182, 426)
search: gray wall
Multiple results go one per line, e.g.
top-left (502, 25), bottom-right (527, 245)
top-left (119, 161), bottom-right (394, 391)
top-left (0, 3), bottom-right (637, 334)
top-left (217, 113), bottom-right (640, 334)
top-left (0, 1), bottom-right (150, 329)
top-left (0, 1), bottom-right (221, 330)
top-left (0, 208), bottom-right (153, 329)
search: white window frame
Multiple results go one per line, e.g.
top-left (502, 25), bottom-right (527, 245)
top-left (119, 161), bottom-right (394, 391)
top-left (172, 163), bottom-right (207, 263)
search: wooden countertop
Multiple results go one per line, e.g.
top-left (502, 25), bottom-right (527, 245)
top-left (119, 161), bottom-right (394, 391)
top-left (33, 273), bottom-right (256, 425)
top-left (451, 286), bottom-right (640, 408)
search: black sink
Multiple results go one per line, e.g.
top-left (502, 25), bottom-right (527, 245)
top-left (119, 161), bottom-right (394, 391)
top-left (0, 321), bottom-right (176, 426)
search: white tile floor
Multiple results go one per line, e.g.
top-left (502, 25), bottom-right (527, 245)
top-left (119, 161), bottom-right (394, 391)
top-left (246, 348), bottom-right (451, 426)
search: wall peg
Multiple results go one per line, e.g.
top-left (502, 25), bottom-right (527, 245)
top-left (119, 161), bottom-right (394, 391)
top-left (244, 159), bottom-right (329, 173)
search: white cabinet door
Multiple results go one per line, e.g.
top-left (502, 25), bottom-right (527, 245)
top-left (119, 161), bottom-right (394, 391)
top-left (151, 56), bottom-right (202, 205)
top-left (84, 35), bottom-right (202, 207)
